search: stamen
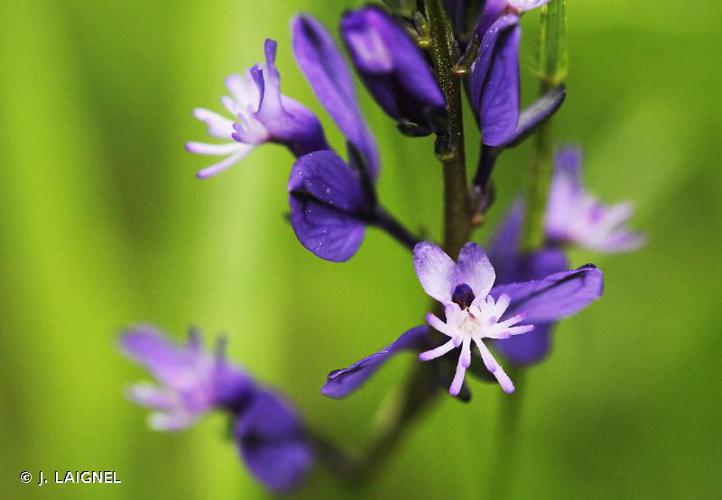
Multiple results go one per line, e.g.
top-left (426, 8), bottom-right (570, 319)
top-left (492, 364), bottom-right (515, 394)
top-left (419, 339), bottom-right (458, 362)
top-left (459, 338), bottom-right (471, 368)
top-left (196, 151), bottom-right (248, 179)
top-left (426, 313), bottom-right (455, 338)
top-left (225, 73), bottom-right (259, 109)
top-left (495, 294), bottom-right (511, 315)
top-left (185, 142), bottom-right (242, 156)
top-left (496, 312), bottom-right (527, 329)
top-left (506, 324), bottom-right (534, 337)
top-left (475, 339), bottom-right (515, 393)
top-left (193, 108), bottom-right (235, 138)
top-left (221, 96), bottom-right (240, 115)
top-left (474, 337), bottom-right (498, 373)
top-left (449, 346), bottom-right (470, 397)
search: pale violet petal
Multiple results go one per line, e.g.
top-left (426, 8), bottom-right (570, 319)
top-left (413, 241), bottom-right (455, 303)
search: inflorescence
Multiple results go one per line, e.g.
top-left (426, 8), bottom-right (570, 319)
top-left (121, 0), bottom-right (643, 491)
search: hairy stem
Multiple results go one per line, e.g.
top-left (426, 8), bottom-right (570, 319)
top-left (425, 0), bottom-right (472, 257)
top-left (357, 0), bottom-right (476, 470)
top-left (348, 0), bottom-right (476, 479)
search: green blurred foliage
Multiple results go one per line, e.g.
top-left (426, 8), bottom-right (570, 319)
top-left (1, 0), bottom-right (721, 498)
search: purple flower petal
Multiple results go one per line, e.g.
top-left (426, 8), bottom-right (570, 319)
top-left (413, 242), bottom-right (456, 304)
top-left (292, 15), bottom-right (380, 179)
top-left (493, 251), bottom-right (568, 366)
top-left (476, 0), bottom-right (509, 37)
top-left (126, 384), bottom-right (178, 410)
top-left (288, 151), bottom-right (369, 262)
top-left (212, 363), bottom-right (255, 411)
top-left (492, 265), bottom-right (604, 324)
top-left (489, 202), bottom-right (571, 284)
top-left (495, 323), bottom-right (553, 365)
top-left (120, 325), bottom-right (200, 390)
top-left (509, 0), bottom-right (550, 13)
top-left (479, 17), bottom-right (521, 146)
top-left (477, 0), bottom-right (548, 37)
top-left (501, 85), bottom-right (566, 148)
top-left (453, 242), bottom-right (496, 298)
top-left (248, 40), bottom-right (329, 157)
top-left (545, 147), bottom-right (646, 253)
top-left (554, 147), bottom-right (583, 188)
top-left (470, 14), bottom-right (520, 144)
top-left (341, 7), bottom-right (445, 131)
top-left (593, 230), bottom-right (647, 253)
top-left (487, 204), bottom-right (571, 366)
top-left (121, 326), bottom-right (255, 430)
top-left (487, 201), bottom-right (525, 279)
top-left (322, 326), bottom-right (429, 399)
top-left (235, 390), bottom-right (312, 492)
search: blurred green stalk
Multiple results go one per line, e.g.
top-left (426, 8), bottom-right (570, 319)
top-left (522, 0), bottom-right (568, 250)
top-left (492, 2), bottom-right (568, 498)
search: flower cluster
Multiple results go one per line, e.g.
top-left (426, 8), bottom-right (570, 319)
top-left (122, 0), bottom-right (644, 492)
top-left (120, 326), bottom-right (312, 492)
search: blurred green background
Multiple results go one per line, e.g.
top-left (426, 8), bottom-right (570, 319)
top-left (2, 0), bottom-right (721, 498)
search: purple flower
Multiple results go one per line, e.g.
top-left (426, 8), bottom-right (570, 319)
top-left (290, 15), bottom-right (411, 262)
top-left (487, 204), bottom-right (568, 365)
top-left (121, 326), bottom-right (313, 492)
top-left (414, 242), bottom-right (532, 394)
top-left (121, 325), bottom-right (253, 430)
top-left (322, 241), bottom-right (603, 398)
top-left (341, 6), bottom-right (446, 135)
top-left (292, 14), bottom-right (380, 179)
top-left (288, 150), bottom-right (372, 262)
top-left (235, 390), bottom-right (313, 493)
top-left (470, 1), bottom-right (548, 146)
top-left (187, 39), bottom-right (327, 179)
top-left (545, 148), bottom-right (646, 253)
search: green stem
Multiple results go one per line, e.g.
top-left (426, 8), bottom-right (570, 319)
top-left (522, 0), bottom-right (568, 251)
top-left (351, 0), bottom-right (474, 476)
top-left (425, 0), bottom-right (472, 257)
top-left (357, 0), bottom-right (479, 472)
top-left (351, 362), bottom-right (438, 481)
top-left (522, 112), bottom-right (554, 250)
top-left (313, 0), bottom-right (474, 484)
top-left (309, 363), bottom-right (438, 483)
top-left (506, 2), bottom-right (567, 495)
